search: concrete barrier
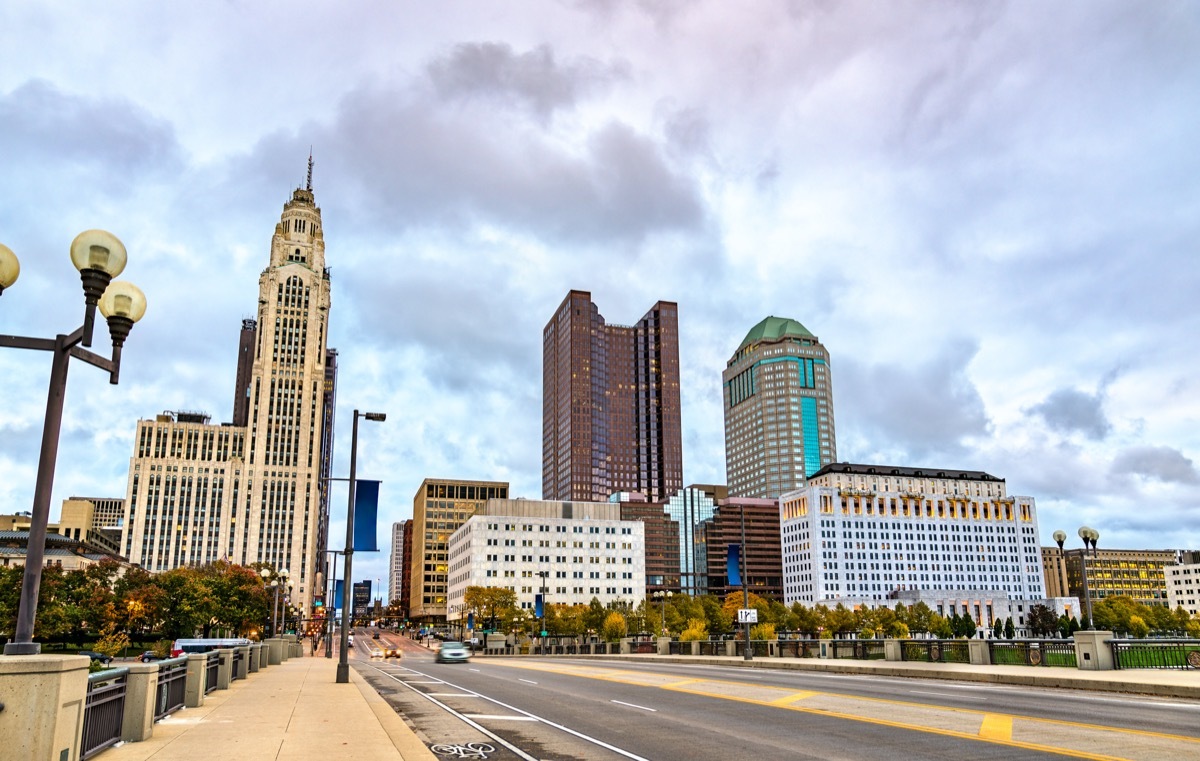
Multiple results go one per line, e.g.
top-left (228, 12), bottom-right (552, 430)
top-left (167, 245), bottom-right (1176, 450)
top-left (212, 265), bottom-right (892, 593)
top-left (184, 653), bottom-right (207, 707)
top-left (0, 653), bottom-right (90, 761)
top-left (215, 648), bottom-right (234, 689)
top-left (120, 661), bottom-right (160, 742)
top-left (1074, 630), bottom-right (1115, 670)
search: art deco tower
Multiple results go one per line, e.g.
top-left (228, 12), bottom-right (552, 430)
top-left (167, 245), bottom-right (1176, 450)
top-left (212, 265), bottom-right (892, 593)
top-left (722, 316), bottom-right (836, 499)
top-left (122, 165), bottom-right (334, 614)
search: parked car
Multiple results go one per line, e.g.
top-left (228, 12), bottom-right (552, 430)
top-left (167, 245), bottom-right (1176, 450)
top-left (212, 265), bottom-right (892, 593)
top-left (138, 651), bottom-right (164, 663)
top-left (435, 641), bottom-right (470, 664)
top-left (77, 650), bottom-right (113, 665)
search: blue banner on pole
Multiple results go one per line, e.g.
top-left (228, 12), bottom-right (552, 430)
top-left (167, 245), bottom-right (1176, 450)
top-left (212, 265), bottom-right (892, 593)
top-left (727, 544), bottom-right (742, 587)
top-left (333, 580), bottom-right (344, 609)
top-left (467, 612), bottom-right (474, 629)
top-left (535, 594), bottom-right (544, 619)
top-left (353, 479), bottom-right (380, 552)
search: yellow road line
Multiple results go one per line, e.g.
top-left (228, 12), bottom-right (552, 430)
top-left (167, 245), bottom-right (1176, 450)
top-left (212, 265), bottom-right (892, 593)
top-left (770, 691), bottom-right (817, 705)
top-left (979, 714), bottom-right (1013, 741)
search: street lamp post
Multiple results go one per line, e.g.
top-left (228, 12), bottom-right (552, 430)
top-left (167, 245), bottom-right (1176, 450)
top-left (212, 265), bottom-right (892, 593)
top-left (337, 409), bottom-right (386, 684)
top-left (260, 568), bottom-right (290, 637)
top-left (652, 590), bottom-right (673, 635)
top-left (325, 549), bottom-right (343, 658)
top-left (537, 570), bottom-right (549, 654)
top-left (1, 234), bottom-right (147, 656)
top-left (1054, 527), bottom-right (1100, 629)
top-left (740, 506), bottom-right (752, 661)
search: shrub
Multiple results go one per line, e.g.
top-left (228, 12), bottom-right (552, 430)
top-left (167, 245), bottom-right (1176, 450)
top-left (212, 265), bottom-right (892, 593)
top-left (679, 618), bottom-right (708, 642)
top-left (750, 622), bottom-right (776, 641)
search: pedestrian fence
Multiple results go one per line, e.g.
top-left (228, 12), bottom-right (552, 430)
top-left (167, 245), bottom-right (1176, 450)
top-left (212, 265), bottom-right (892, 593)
top-left (205, 651), bottom-right (219, 693)
top-left (81, 667), bottom-right (128, 759)
top-left (154, 656), bottom-right (189, 721)
top-left (1111, 639), bottom-right (1200, 670)
top-left (989, 640), bottom-right (1077, 668)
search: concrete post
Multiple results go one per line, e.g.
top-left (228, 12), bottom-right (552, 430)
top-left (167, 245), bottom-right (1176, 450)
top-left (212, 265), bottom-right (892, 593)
top-left (234, 646), bottom-right (250, 679)
top-left (267, 638), bottom-right (284, 665)
top-left (257, 642), bottom-right (269, 669)
top-left (215, 648), bottom-right (234, 689)
top-left (184, 654), bottom-right (207, 707)
top-left (724, 639), bottom-right (738, 657)
top-left (120, 662), bottom-right (160, 742)
top-left (0, 654), bottom-right (90, 761)
top-left (884, 639), bottom-right (903, 661)
top-left (690, 641), bottom-right (700, 656)
top-left (247, 644), bottom-right (260, 673)
top-left (1073, 630), bottom-right (1115, 670)
top-left (968, 639), bottom-right (991, 665)
top-left (657, 637), bottom-right (671, 655)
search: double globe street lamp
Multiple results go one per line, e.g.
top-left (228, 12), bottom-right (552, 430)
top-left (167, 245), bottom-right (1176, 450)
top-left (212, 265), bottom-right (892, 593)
top-left (1, 234), bottom-right (147, 655)
top-left (1053, 526), bottom-right (1100, 629)
top-left (261, 568), bottom-right (291, 638)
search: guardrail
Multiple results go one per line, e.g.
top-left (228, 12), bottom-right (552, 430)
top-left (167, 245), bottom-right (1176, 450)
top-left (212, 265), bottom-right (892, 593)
top-left (154, 656), bottom-right (188, 720)
top-left (989, 640), bottom-right (1077, 668)
top-left (82, 667), bottom-right (129, 759)
top-left (901, 639), bottom-right (969, 663)
top-left (1112, 639), bottom-right (1200, 670)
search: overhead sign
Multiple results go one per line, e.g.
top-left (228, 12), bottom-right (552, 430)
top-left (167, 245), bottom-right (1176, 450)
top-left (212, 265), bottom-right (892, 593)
top-left (738, 608), bottom-right (758, 624)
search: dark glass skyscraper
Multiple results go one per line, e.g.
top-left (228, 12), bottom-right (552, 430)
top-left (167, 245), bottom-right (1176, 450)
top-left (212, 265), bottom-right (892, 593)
top-left (542, 291), bottom-right (683, 503)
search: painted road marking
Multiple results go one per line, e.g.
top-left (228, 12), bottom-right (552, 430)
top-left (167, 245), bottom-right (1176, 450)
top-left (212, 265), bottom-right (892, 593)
top-left (979, 714), bottom-right (1013, 741)
top-left (771, 691), bottom-right (818, 705)
top-left (611, 700), bottom-right (657, 712)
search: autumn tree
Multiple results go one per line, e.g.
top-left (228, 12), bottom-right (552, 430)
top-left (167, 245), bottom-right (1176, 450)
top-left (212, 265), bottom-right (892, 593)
top-left (463, 586), bottom-right (517, 631)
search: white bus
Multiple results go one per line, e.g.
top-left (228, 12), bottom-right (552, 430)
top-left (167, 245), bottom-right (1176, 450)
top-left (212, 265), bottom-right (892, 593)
top-left (171, 637), bottom-right (253, 657)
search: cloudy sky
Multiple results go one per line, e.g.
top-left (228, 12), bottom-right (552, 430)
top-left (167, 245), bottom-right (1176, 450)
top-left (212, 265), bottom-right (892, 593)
top-left (2, 1), bottom-right (1198, 596)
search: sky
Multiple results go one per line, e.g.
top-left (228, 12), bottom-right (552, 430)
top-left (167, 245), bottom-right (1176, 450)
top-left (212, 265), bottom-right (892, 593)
top-left (2, 1), bottom-right (1198, 598)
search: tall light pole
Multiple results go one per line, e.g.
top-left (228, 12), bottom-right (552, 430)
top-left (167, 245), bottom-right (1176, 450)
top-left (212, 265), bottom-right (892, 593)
top-left (260, 568), bottom-right (289, 637)
top-left (1055, 527), bottom-right (1100, 630)
top-left (325, 549), bottom-right (343, 658)
top-left (1, 234), bottom-right (147, 656)
top-left (739, 506), bottom-right (753, 661)
top-left (537, 570), bottom-right (549, 653)
top-left (337, 409), bottom-right (386, 684)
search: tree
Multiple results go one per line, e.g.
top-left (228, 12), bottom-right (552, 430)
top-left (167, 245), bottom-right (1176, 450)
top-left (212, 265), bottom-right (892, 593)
top-left (907, 602), bottom-right (936, 636)
top-left (828, 604), bottom-right (857, 636)
top-left (1004, 617), bottom-right (1015, 639)
top-left (1127, 615), bottom-right (1150, 639)
top-left (992, 618), bottom-right (1004, 639)
top-left (463, 586), bottom-right (517, 632)
top-left (583, 598), bottom-right (608, 633)
top-left (699, 595), bottom-right (732, 635)
top-left (601, 611), bottom-right (627, 642)
top-left (1027, 604), bottom-right (1059, 638)
top-left (679, 617), bottom-right (708, 642)
top-left (886, 621), bottom-right (910, 639)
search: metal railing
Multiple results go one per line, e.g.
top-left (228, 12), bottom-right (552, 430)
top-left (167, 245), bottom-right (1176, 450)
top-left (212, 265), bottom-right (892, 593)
top-left (81, 668), bottom-right (128, 759)
top-left (205, 652), bottom-right (219, 693)
top-left (154, 656), bottom-right (189, 721)
top-left (777, 640), bottom-right (820, 658)
top-left (697, 640), bottom-right (723, 656)
top-left (1112, 639), bottom-right (1200, 670)
top-left (901, 639), bottom-right (969, 663)
top-left (989, 640), bottom-right (1077, 668)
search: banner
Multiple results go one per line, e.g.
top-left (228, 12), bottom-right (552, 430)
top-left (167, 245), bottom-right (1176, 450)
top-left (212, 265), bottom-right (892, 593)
top-left (727, 544), bottom-right (742, 587)
top-left (353, 479), bottom-right (380, 552)
top-left (535, 593), bottom-right (544, 619)
top-left (333, 580), bottom-right (344, 609)
top-left (467, 612), bottom-right (474, 629)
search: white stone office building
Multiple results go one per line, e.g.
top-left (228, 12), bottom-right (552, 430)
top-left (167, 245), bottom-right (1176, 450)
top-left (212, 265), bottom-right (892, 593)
top-left (446, 499), bottom-right (645, 625)
top-left (1166, 552), bottom-right (1200, 616)
top-left (781, 463), bottom-right (1047, 607)
top-left (389, 519), bottom-right (408, 605)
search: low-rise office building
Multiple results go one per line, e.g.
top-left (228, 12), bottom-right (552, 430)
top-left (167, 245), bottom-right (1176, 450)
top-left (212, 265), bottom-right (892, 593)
top-left (1043, 546), bottom-right (1177, 609)
top-left (1165, 551), bottom-right (1200, 616)
top-left (781, 463), bottom-right (1046, 606)
top-left (445, 499), bottom-right (645, 627)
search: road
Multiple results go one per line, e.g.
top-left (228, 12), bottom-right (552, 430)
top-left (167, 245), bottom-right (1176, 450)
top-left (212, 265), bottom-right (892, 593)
top-left (352, 630), bottom-right (1200, 761)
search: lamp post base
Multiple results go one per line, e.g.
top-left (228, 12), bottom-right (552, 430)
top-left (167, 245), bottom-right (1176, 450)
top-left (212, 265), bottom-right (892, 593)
top-left (4, 642), bottom-right (41, 655)
top-left (336, 663), bottom-right (350, 683)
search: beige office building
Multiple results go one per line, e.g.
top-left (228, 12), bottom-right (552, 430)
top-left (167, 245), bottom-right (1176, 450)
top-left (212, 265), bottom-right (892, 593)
top-left (1042, 546), bottom-right (1176, 609)
top-left (723, 316), bottom-right (837, 499)
top-left (120, 176), bottom-right (335, 613)
top-left (409, 478), bottom-right (509, 624)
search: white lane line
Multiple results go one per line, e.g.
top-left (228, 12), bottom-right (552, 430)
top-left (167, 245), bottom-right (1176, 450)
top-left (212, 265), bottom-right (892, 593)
top-left (518, 678), bottom-right (538, 684)
top-left (369, 664), bottom-right (649, 761)
top-left (405, 680), bottom-right (445, 684)
top-left (909, 691), bottom-right (988, 702)
top-left (469, 668), bottom-right (481, 672)
top-left (427, 693), bottom-right (478, 697)
top-left (611, 700), bottom-right (657, 712)
top-left (463, 715), bottom-right (540, 721)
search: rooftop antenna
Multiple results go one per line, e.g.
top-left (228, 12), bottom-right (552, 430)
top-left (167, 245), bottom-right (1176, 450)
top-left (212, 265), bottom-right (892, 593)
top-left (306, 148), bottom-right (314, 192)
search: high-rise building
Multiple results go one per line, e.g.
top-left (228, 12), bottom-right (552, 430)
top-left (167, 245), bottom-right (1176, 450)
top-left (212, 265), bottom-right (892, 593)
top-left (120, 170), bottom-right (336, 613)
top-left (389, 519), bottom-right (408, 605)
top-left (780, 463), bottom-right (1045, 605)
top-left (409, 478), bottom-right (509, 625)
top-left (612, 493), bottom-right (679, 594)
top-left (400, 519), bottom-right (413, 619)
top-left (352, 579), bottom-right (372, 621)
top-left (542, 290), bottom-right (682, 503)
top-left (723, 316), bottom-right (837, 499)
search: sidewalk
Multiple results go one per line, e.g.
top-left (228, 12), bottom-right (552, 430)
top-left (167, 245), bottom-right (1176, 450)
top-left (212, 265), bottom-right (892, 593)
top-left (102, 654), bottom-right (436, 761)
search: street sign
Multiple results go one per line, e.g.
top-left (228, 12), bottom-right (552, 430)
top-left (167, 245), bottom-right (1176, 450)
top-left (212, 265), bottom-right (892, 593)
top-left (737, 608), bottom-right (758, 624)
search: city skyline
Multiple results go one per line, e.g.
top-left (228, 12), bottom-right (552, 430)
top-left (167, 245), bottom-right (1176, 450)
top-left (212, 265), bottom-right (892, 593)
top-left (2, 3), bottom-right (1198, 593)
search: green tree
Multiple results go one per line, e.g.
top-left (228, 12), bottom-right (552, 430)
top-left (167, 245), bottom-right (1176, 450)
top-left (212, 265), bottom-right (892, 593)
top-left (679, 617), bottom-right (708, 642)
top-left (992, 618), bottom-right (1004, 639)
top-left (700, 595), bottom-right (732, 635)
top-left (907, 602), bottom-right (936, 636)
top-left (886, 621), bottom-right (910, 639)
top-left (1004, 617), bottom-right (1015, 639)
top-left (750, 622), bottom-right (776, 640)
top-left (1027, 604), bottom-right (1058, 638)
top-left (1127, 615), bottom-right (1150, 639)
top-left (583, 598), bottom-right (608, 633)
top-left (827, 604), bottom-right (857, 636)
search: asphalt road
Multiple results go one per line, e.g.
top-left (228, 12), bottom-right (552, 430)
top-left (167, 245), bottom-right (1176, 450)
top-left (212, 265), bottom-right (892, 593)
top-left (354, 632), bottom-right (1200, 761)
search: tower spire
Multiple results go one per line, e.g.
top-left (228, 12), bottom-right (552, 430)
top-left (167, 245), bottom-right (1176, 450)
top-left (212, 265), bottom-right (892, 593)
top-left (306, 149), bottom-right (314, 192)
